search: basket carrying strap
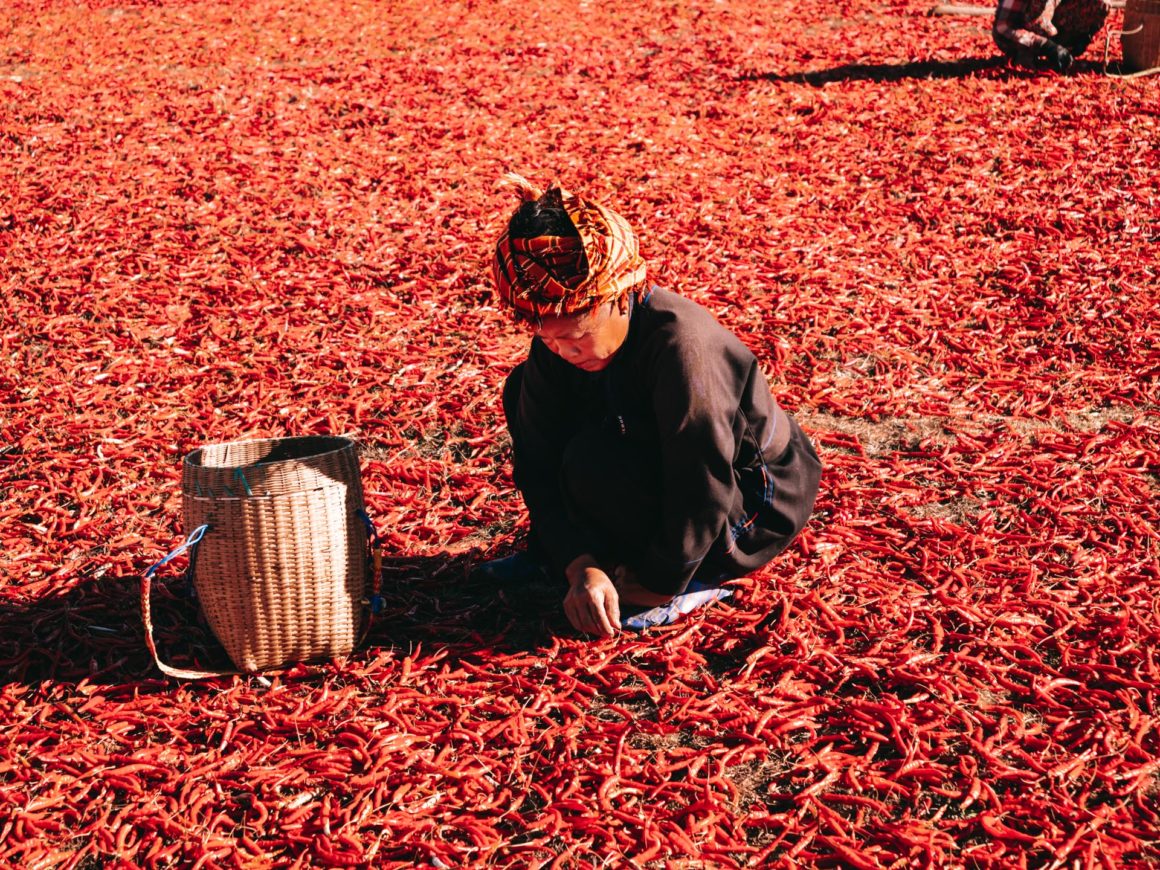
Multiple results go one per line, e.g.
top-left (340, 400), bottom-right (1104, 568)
top-left (356, 509), bottom-right (385, 644)
top-left (140, 525), bottom-right (239, 680)
top-left (1103, 20), bottom-right (1160, 77)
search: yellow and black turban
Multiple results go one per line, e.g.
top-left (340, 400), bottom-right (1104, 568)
top-left (492, 174), bottom-right (647, 320)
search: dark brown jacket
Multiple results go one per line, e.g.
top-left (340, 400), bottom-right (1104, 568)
top-left (507, 288), bottom-right (818, 595)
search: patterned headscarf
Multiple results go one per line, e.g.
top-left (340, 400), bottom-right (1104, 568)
top-left (492, 174), bottom-right (647, 320)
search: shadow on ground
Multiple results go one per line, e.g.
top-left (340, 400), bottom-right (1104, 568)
top-left (738, 55), bottom-right (1109, 85)
top-left (0, 547), bottom-right (564, 688)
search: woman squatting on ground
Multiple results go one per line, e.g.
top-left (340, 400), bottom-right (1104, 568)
top-left (993, 0), bottom-right (1111, 70)
top-left (475, 176), bottom-right (822, 636)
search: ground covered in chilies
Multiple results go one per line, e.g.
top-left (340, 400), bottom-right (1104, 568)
top-left (1, 0), bottom-right (1157, 867)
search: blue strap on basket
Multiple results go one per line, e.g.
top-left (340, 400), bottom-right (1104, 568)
top-left (143, 524), bottom-right (210, 599)
top-left (232, 467), bottom-right (253, 496)
top-left (141, 524), bottom-right (240, 681)
top-left (355, 509), bottom-right (384, 615)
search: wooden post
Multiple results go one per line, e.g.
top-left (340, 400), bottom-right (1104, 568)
top-left (928, 4), bottom-right (995, 15)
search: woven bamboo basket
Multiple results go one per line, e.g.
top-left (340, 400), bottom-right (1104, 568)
top-left (175, 435), bottom-right (370, 673)
top-left (1123, 0), bottom-right (1160, 70)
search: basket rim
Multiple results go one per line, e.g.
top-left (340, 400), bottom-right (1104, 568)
top-left (183, 435), bottom-right (359, 470)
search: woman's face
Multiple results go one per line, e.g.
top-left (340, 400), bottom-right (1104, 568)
top-left (535, 296), bottom-right (632, 372)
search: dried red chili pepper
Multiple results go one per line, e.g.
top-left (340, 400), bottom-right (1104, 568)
top-left (1, 0), bottom-right (1157, 865)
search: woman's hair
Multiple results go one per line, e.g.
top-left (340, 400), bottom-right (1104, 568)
top-left (507, 190), bottom-right (579, 239)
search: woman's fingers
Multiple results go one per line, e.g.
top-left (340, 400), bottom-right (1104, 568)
top-left (564, 588), bottom-right (597, 635)
top-left (563, 569), bottom-right (621, 637)
top-left (604, 588), bottom-right (621, 634)
top-left (591, 592), bottom-right (618, 637)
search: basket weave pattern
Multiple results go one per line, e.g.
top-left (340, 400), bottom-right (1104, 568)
top-left (182, 436), bottom-right (368, 672)
top-left (1123, 0), bottom-right (1160, 70)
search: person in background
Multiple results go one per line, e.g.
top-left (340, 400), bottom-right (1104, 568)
top-left (475, 175), bottom-right (821, 637)
top-left (993, 0), bottom-right (1110, 71)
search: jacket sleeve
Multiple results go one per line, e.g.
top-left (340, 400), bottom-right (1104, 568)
top-left (510, 341), bottom-right (598, 576)
top-left (627, 332), bottom-right (739, 596)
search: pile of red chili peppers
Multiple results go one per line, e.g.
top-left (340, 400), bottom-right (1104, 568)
top-left (1, 0), bottom-right (1156, 866)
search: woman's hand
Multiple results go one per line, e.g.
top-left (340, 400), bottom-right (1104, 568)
top-left (564, 555), bottom-right (621, 637)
